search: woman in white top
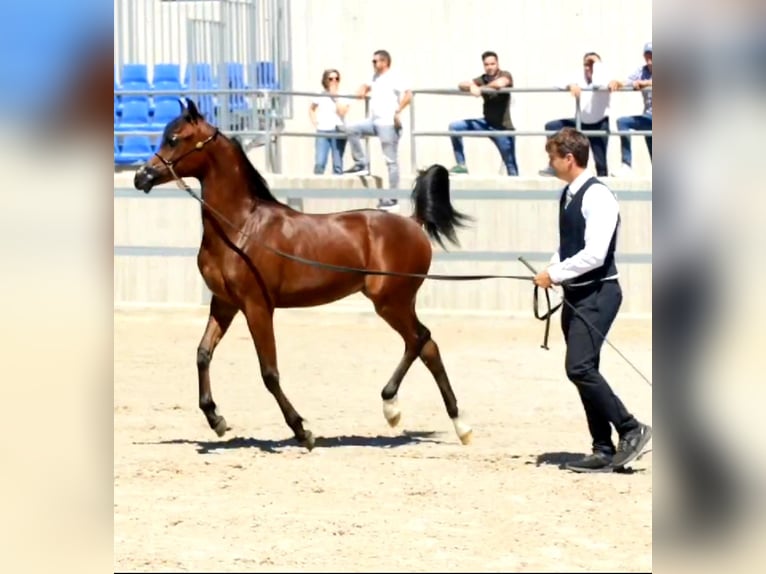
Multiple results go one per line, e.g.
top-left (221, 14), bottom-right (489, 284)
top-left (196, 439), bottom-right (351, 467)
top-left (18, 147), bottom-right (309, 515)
top-left (309, 69), bottom-right (351, 175)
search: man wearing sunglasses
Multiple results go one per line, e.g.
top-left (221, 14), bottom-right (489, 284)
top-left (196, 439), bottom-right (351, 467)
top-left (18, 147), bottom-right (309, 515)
top-left (343, 49), bottom-right (412, 212)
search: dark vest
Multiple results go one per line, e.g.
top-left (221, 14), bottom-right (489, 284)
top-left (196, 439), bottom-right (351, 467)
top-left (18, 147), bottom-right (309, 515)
top-left (558, 177), bottom-right (619, 285)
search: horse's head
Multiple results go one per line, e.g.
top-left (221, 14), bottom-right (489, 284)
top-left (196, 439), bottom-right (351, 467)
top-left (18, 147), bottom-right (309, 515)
top-left (134, 98), bottom-right (218, 193)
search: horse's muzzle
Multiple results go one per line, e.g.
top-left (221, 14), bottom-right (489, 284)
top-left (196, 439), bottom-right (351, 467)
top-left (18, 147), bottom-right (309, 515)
top-left (134, 165), bottom-right (158, 193)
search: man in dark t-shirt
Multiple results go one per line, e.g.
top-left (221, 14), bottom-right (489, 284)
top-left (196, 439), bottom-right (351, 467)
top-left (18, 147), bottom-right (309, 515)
top-left (448, 51), bottom-right (519, 176)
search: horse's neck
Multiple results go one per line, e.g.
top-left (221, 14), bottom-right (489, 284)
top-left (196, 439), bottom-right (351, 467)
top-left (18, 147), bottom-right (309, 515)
top-left (198, 146), bottom-right (257, 232)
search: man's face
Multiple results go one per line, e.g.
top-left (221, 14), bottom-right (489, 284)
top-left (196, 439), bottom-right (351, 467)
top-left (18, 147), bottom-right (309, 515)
top-left (583, 55), bottom-right (599, 81)
top-left (644, 51), bottom-right (653, 69)
top-left (372, 54), bottom-right (388, 73)
top-left (483, 56), bottom-right (499, 76)
top-left (547, 148), bottom-right (574, 180)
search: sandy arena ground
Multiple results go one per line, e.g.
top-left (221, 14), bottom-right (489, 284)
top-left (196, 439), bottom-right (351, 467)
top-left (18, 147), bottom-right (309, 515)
top-left (114, 306), bottom-right (652, 572)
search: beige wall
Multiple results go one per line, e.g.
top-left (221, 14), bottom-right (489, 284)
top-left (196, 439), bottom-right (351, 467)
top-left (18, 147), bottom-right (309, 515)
top-left (113, 173), bottom-right (652, 316)
top-left (280, 0), bottom-right (653, 180)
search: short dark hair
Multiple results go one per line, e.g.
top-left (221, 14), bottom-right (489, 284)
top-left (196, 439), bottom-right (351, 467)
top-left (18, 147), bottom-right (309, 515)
top-left (481, 51), bottom-right (498, 62)
top-left (545, 127), bottom-right (590, 167)
top-left (373, 50), bottom-right (391, 65)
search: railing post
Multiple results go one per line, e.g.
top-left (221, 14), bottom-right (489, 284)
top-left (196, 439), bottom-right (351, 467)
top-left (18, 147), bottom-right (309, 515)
top-left (364, 96), bottom-right (371, 172)
top-left (409, 94), bottom-right (416, 174)
top-left (574, 92), bottom-right (582, 131)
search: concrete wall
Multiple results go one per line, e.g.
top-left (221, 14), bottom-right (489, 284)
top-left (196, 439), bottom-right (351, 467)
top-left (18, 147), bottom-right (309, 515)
top-left (113, 172), bottom-right (651, 316)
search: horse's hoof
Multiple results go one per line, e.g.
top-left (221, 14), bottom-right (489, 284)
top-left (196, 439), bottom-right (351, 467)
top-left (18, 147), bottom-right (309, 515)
top-left (213, 417), bottom-right (228, 437)
top-left (452, 416), bottom-right (472, 445)
top-left (301, 430), bottom-right (315, 451)
top-left (382, 396), bottom-right (401, 427)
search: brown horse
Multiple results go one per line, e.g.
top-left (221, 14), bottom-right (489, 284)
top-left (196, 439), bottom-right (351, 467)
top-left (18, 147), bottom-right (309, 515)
top-left (133, 98), bottom-right (474, 450)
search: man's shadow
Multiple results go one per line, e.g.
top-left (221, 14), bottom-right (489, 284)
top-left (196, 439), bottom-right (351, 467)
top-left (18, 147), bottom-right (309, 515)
top-left (531, 451), bottom-right (650, 474)
top-left (138, 430), bottom-right (442, 454)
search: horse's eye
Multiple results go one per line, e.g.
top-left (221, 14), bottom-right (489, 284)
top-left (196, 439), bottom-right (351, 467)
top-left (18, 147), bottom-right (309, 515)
top-left (168, 135), bottom-right (179, 147)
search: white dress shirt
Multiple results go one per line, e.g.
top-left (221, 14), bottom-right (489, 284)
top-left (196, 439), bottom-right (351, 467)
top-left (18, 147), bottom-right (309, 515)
top-left (548, 170), bottom-right (620, 286)
top-left (559, 61), bottom-right (611, 124)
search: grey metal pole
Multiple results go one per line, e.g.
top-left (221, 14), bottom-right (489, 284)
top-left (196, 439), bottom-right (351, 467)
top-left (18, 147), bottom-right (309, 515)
top-left (409, 94), bottom-right (416, 174)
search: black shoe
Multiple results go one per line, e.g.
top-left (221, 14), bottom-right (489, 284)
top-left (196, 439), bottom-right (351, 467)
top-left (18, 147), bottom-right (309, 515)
top-left (613, 423), bottom-right (653, 468)
top-left (564, 451), bottom-right (616, 473)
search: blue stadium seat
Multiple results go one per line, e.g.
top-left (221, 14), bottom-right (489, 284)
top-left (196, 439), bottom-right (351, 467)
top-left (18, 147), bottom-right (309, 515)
top-left (252, 61), bottom-right (279, 89)
top-left (115, 100), bottom-right (151, 132)
top-left (120, 63), bottom-right (152, 108)
top-left (115, 135), bottom-right (154, 165)
top-left (184, 63), bottom-right (215, 87)
top-left (150, 99), bottom-right (181, 131)
top-left (184, 63), bottom-right (218, 121)
top-left (226, 62), bottom-right (249, 111)
top-left (121, 63), bottom-right (148, 84)
top-left (152, 63), bottom-right (184, 104)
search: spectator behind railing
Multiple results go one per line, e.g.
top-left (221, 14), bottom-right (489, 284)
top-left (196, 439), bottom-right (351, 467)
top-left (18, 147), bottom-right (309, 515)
top-left (539, 52), bottom-right (612, 177)
top-left (309, 68), bottom-right (352, 175)
top-left (608, 42), bottom-right (653, 176)
top-left (447, 51), bottom-right (519, 177)
top-left (342, 49), bottom-right (412, 212)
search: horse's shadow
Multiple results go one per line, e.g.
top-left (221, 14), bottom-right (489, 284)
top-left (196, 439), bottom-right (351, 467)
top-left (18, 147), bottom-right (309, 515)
top-left (141, 430), bottom-right (442, 454)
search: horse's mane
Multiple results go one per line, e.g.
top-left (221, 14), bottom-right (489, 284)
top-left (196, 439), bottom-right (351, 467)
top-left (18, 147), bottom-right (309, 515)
top-left (228, 136), bottom-right (283, 205)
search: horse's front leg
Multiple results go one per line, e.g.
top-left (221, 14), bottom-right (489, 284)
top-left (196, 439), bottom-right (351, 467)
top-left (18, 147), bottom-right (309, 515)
top-left (197, 296), bottom-right (239, 436)
top-left (243, 304), bottom-right (314, 450)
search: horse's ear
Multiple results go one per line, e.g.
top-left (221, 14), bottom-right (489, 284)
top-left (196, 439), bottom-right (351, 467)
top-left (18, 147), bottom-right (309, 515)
top-left (185, 98), bottom-right (201, 121)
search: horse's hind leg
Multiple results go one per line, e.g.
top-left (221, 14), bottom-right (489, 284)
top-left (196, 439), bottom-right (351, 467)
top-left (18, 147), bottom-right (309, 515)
top-left (243, 304), bottom-right (314, 450)
top-left (373, 295), bottom-right (472, 444)
top-left (197, 296), bottom-right (239, 437)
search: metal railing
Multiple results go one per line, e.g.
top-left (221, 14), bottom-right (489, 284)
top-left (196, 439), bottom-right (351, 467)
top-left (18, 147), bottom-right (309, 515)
top-left (114, 85), bottom-right (651, 173)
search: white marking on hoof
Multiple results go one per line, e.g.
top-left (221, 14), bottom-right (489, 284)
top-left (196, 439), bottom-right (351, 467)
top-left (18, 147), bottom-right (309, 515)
top-left (382, 396), bottom-right (401, 427)
top-left (452, 416), bottom-right (472, 445)
top-left (213, 417), bottom-right (228, 437)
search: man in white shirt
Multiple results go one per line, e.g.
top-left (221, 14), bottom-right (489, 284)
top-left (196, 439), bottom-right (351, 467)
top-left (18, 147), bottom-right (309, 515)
top-left (540, 52), bottom-right (611, 177)
top-left (343, 50), bottom-right (412, 211)
top-left (533, 127), bottom-right (651, 473)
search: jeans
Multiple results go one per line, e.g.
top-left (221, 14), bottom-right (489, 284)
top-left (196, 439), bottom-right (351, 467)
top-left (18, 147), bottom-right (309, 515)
top-left (344, 118), bottom-right (401, 188)
top-left (616, 114), bottom-right (652, 166)
top-left (449, 118), bottom-right (518, 175)
top-left (314, 129), bottom-right (347, 175)
top-left (545, 117), bottom-right (610, 176)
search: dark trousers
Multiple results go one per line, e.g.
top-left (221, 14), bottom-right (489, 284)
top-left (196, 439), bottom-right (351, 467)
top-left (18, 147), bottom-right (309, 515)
top-left (561, 280), bottom-right (639, 455)
top-left (545, 117), bottom-right (609, 176)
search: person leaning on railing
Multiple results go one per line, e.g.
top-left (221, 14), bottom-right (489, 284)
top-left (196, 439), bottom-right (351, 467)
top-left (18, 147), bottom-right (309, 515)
top-left (342, 49), bottom-right (412, 212)
top-left (309, 68), bottom-right (352, 175)
top-left (447, 50), bottom-right (519, 176)
top-left (608, 42), bottom-right (653, 177)
top-left (539, 52), bottom-right (612, 178)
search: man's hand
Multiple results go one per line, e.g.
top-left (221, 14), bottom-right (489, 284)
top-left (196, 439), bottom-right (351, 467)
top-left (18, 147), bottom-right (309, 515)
top-left (568, 84), bottom-right (582, 99)
top-left (632, 79), bottom-right (652, 90)
top-left (469, 84), bottom-right (481, 97)
top-left (533, 270), bottom-right (553, 289)
top-left (608, 80), bottom-right (622, 92)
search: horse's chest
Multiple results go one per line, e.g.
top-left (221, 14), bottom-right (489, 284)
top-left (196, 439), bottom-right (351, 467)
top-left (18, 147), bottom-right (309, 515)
top-left (197, 248), bottom-right (228, 299)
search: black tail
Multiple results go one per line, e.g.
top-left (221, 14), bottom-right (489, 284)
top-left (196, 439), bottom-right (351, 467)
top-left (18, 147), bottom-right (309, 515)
top-left (411, 164), bottom-right (473, 250)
